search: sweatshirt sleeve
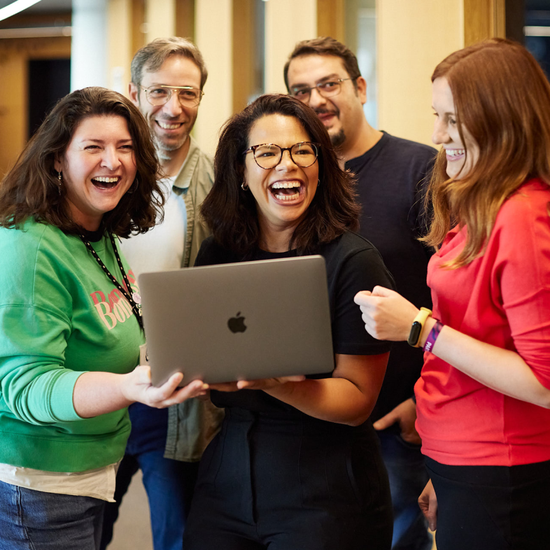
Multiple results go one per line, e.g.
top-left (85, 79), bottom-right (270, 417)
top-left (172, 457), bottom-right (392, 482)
top-left (0, 302), bottom-right (84, 424)
top-left (0, 225), bottom-right (85, 425)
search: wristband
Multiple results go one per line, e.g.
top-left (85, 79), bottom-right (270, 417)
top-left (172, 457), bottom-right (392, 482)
top-left (407, 307), bottom-right (432, 348)
top-left (423, 320), bottom-right (443, 353)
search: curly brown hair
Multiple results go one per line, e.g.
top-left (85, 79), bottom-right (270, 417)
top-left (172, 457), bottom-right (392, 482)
top-left (201, 94), bottom-right (360, 256)
top-left (0, 87), bottom-right (162, 237)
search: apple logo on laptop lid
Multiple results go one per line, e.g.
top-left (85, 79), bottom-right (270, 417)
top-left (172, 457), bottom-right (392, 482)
top-left (228, 312), bottom-right (247, 333)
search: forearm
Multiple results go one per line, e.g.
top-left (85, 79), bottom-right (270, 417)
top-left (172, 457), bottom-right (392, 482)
top-left (355, 288), bottom-right (550, 408)
top-left (422, 319), bottom-right (550, 408)
top-left (72, 371), bottom-right (133, 418)
top-left (73, 368), bottom-right (206, 419)
top-left (264, 375), bottom-right (380, 427)
top-left (221, 354), bottom-right (388, 426)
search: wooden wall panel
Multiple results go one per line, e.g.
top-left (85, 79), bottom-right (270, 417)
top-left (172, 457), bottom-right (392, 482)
top-left (464, 0), bottom-right (506, 46)
top-left (131, 0), bottom-right (146, 55)
top-left (232, 0), bottom-right (255, 113)
top-left (175, 0), bottom-right (195, 41)
top-left (317, 0), bottom-right (346, 42)
top-left (0, 35), bottom-right (70, 176)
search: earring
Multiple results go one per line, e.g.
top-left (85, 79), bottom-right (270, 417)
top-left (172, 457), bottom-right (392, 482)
top-left (57, 171), bottom-right (62, 195)
top-left (317, 178), bottom-right (321, 187)
top-left (241, 182), bottom-right (249, 191)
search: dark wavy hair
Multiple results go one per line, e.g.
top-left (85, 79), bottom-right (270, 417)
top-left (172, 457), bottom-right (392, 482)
top-left (201, 94), bottom-right (360, 256)
top-left (0, 87), bottom-right (162, 237)
top-left (424, 38), bottom-right (550, 267)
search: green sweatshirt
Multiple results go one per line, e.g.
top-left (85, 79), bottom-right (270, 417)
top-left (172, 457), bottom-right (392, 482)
top-left (0, 219), bottom-right (143, 472)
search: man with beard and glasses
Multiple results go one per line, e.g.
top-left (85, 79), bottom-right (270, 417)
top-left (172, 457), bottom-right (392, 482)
top-left (100, 37), bottom-right (223, 550)
top-left (285, 37), bottom-right (436, 550)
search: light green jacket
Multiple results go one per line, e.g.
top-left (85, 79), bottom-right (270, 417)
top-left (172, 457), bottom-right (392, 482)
top-left (165, 137), bottom-right (224, 461)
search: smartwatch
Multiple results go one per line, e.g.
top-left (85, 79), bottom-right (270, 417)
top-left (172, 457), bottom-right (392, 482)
top-left (407, 307), bottom-right (432, 348)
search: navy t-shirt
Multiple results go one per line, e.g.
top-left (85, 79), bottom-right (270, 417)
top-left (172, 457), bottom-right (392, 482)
top-left (346, 132), bottom-right (437, 421)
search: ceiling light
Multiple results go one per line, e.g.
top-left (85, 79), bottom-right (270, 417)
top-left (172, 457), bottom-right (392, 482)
top-left (0, 0), bottom-right (42, 23)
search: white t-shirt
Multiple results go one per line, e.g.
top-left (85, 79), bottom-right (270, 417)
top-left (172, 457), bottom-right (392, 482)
top-left (121, 176), bottom-right (187, 278)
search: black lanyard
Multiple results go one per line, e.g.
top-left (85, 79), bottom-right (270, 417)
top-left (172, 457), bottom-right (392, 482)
top-left (80, 232), bottom-right (144, 332)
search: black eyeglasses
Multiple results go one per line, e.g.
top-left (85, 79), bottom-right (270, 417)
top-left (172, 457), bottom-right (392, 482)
top-left (290, 78), bottom-right (356, 102)
top-left (244, 142), bottom-right (319, 170)
top-left (140, 85), bottom-right (204, 107)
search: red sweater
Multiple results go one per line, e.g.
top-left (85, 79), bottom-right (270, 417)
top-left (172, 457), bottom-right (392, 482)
top-left (416, 179), bottom-right (550, 466)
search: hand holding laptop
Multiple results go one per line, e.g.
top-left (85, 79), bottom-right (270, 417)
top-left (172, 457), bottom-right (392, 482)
top-left (209, 375), bottom-right (306, 393)
top-left (123, 365), bottom-right (209, 407)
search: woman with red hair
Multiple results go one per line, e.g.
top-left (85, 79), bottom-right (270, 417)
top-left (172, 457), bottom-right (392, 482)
top-left (355, 39), bottom-right (550, 550)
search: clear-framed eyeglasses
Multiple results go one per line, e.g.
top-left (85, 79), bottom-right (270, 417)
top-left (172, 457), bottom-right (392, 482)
top-left (244, 142), bottom-right (319, 170)
top-left (290, 78), bottom-right (356, 103)
top-left (140, 85), bottom-right (204, 108)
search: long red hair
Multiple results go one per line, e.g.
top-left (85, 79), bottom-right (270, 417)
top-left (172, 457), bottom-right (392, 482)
top-left (424, 38), bottom-right (550, 267)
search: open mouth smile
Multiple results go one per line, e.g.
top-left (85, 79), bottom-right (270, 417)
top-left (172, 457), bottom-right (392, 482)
top-left (445, 148), bottom-right (465, 160)
top-left (270, 181), bottom-right (304, 202)
top-left (91, 176), bottom-right (121, 189)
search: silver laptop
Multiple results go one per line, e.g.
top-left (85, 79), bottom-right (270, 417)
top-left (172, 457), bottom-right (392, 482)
top-left (138, 255), bottom-right (334, 386)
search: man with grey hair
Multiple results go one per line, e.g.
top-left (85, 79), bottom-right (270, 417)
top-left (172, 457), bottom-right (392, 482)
top-left (100, 37), bottom-right (222, 550)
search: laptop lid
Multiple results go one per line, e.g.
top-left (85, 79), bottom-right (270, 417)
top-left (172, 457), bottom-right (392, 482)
top-left (138, 255), bottom-right (334, 386)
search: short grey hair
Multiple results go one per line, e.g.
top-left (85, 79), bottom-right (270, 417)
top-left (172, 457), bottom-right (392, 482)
top-left (130, 37), bottom-right (208, 90)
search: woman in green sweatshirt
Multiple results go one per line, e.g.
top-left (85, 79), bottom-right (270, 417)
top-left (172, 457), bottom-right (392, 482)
top-left (0, 87), bottom-right (205, 550)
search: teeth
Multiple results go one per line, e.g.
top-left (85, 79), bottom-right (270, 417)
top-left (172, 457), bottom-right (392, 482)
top-left (272, 182), bottom-right (300, 189)
top-left (446, 149), bottom-right (465, 158)
top-left (93, 177), bottom-right (119, 183)
top-left (274, 192), bottom-right (300, 201)
top-left (158, 121), bottom-right (181, 130)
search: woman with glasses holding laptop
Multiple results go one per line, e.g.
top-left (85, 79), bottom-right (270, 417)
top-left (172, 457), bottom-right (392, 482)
top-left (182, 94), bottom-right (395, 550)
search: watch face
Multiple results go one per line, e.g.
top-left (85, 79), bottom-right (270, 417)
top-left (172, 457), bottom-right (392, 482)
top-left (408, 321), bottom-right (422, 347)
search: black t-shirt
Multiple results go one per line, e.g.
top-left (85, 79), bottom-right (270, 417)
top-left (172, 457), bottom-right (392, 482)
top-left (195, 232), bottom-right (394, 418)
top-left (346, 132), bottom-right (437, 421)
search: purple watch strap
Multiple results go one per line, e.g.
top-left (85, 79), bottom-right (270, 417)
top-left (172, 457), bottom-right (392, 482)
top-left (423, 320), bottom-right (443, 353)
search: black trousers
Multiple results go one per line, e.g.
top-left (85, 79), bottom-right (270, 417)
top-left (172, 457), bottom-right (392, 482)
top-left (182, 408), bottom-right (392, 550)
top-left (426, 456), bottom-right (550, 550)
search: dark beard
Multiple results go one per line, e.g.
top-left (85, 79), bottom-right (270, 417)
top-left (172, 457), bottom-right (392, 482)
top-left (330, 129), bottom-right (346, 148)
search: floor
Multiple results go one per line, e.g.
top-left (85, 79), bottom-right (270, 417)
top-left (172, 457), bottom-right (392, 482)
top-left (108, 471), bottom-right (153, 550)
